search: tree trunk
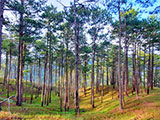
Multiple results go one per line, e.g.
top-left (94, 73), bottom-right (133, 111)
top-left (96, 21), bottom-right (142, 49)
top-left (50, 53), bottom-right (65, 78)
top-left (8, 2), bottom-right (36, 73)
top-left (132, 44), bottom-right (136, 95)
top-left (41, 51), bottom-right (48, 106)
top-left (38, 58), bottom-right (41, 97)
top-left (64, 44), bottom-right (69, 111)
top-left (154, 65), bottom-right (158, 87)
top-left (84, 61), bottom-right (87, 96)
top-left (151, 45), bottom-right (154, 90)
top-left (70, 65), bottom-right (73, 97)
top-left (16, 0), bottom-right (24, 106)
top-left (60, 60), bottom-right (63, 112)
top-left (74, 0), bottom-right (80, 115)
top-left (25, 65), bottom-right (28, 102)
top-left (106, 66), bottom-right (109, 86)
top-left (138, 46), bottom-right (142, 95)
top-left (143, 49), bottom-right (146, 93)
top-left (30, 66), bottom-right (33, 104)
top-left (96, 57), bottom-right (99, 93)
top-left (7, 46), bottom-right (12, 98)
top-left (118, 0), bottom-right (123, 110)
top-left (55, 60), bottom-right (58, 95)
top-left (147, 45), bottom-right (151, 95)
top-left (91, 42), bottom-right (96, 108)
top-left (0, 0), bottom-right (5, 70)
top-left (101, 60), bottom-right (104, 103)
top-left (3, 52), bottom-right (8, 91)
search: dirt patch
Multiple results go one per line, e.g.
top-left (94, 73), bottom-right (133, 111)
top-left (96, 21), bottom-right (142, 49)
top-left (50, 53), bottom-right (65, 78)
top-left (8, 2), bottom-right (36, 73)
top-left (0, 111), bottom-right (22, 120)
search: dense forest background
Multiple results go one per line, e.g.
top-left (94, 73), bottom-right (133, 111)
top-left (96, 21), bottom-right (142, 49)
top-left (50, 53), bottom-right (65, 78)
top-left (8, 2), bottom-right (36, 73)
top-left (0, 0), bottom-right (160, 119)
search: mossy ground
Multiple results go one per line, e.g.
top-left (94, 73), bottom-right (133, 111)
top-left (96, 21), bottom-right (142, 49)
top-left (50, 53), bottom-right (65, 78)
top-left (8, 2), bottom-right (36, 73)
top-left (0, 77), bottom-right (160, 120)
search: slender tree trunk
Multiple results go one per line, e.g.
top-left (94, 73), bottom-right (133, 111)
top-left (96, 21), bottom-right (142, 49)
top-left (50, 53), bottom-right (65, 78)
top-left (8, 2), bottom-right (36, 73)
top-left (58, 62), bottom-right (62, 111)
top-left (0, 0), bottom-right (5, 70)
top-left (132, 45), bottom-right (136, 95)
top-left (151, 45), bottom-right (154, 90)
top-left (134, 42), bottom-right (139, 99)
top-left (74, 0), bottom-right (80, 115)
top-left (70, 65), bottom-right (73, 97)
top-left (154, 65), bottom-right (158, 87)
top-left (118, 0), bottom-right (123, 110)
top-left (7, 46), bottom-right (12, 98)
top-left (83, 60), bottom-right (87, 96)
top-left (60, 60), bottom-right (63, 112)
top-left (30, 66), bottom-right (33, 104)
top-left (3, 52), bottom-right (8, 91)
top-left (138, 46), bottom-right (142, 95)
top-left (101, 60), bottom-right (104, 103)
top-left (16, 0), bottom-right (24, 106)
top-left (55, 60), bottom-right (58, 95)
top-left (106, 66), bottom-right (109, 86)
top-left (91, 42), bottom-right (96, 108)
top-left (147, 45), bottom-right (151, 95)
top-left (64, 44), bottom-right (69, 111)
top-left (41, 51), bottom-right (48, 106)
top-left (143, 49), bottom-right (146, 93)
top-left (47, 53), bottom-right (52, 105)
top-left (25, 65), bottom-right (28, 102)
top-left (96, 57), bottom-right (99, 93)
top-left (38, 58), bottom-right (41, 96)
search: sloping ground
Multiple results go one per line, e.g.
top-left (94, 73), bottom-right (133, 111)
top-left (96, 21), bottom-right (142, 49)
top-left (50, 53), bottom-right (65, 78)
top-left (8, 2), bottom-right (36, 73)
top-left (78, 87), bottom-right (160, 120)
top-left (0, 77), bottom-right (160, 120)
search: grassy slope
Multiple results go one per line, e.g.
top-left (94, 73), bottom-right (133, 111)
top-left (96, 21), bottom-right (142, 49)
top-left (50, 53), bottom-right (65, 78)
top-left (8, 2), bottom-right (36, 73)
top-left (0, 77), bottom-right (160, 120)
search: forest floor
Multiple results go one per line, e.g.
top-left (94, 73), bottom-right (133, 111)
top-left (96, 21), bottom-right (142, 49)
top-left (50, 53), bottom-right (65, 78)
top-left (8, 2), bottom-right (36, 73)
top-left (0, 78), bottom-right (160, 120)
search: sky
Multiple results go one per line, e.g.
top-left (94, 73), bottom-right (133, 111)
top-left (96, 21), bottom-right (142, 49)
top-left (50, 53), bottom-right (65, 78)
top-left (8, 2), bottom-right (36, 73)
top-left (47, 0), bottom-right (72, 11)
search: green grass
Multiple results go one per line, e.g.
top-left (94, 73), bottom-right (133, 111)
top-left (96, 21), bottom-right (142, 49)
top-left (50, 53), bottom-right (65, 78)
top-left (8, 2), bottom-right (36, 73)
top-left (1, 77), bottom-right (160, 120)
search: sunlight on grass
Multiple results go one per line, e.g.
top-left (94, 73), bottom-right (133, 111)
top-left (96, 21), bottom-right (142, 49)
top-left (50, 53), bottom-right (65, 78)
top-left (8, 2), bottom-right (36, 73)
top-left (1, 80), bottom-right (160, 120)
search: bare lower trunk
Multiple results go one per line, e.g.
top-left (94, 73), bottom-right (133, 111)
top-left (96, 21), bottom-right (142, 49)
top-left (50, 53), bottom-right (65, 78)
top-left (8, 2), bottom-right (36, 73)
top-left (143, 49), bottom-right (146, 93)
top-left (3, 52), bottom-right (8, 91)
top-left (84, 61), bottom-right (87, 96)
top-left (64, 43), bottom-right (69, 111)
top-left (41, 51), bottom-right (48, 106)
top-left (96, 57), bottom-right (99, 93)
top-left (38, 58), bottom-right (41, 97)
top-left (30, 66), bottom-right (33, 104)
top-left (147, 45), bottom-right (151, 95)
top-left (154, 65), bottom-right (158, 87)
top-left (60, 61), bottom-right (63, 112)
top-left (91, 44), bottom-right (96, 108)
top-left (151, 46), bottom-right (154, 90)
top-left (7, 47), bottom-right (12, 98)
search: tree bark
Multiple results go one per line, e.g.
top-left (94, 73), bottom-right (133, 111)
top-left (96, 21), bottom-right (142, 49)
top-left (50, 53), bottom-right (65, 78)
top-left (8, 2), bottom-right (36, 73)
top-left (118, 0), bottom-right (123, 110)
top-left (64, 44), bottom-right (69, 111)
top-left (0, 0), bottom-right (5, 70)
top-left (74, 0), bottom-right (80, 115)
top-left (30, 66), bottom-right (33, 104)
top-left (143, 49), bottom-right (146, 93)
top-left (38, 58), bottom-right (41, 97)
top-left (84, 61), bottom-right (87, 96)
top-left (60, 60), bottom-right (63, 112)
top-left (91, 41), bottom-right (96, 108)
top-left (3, 52), bottom-right (8, 91)
top-left (147, 45), bottom-right (151, 95)
top-left (16, 0), bottom-right (24, 106)
top-left (151, 45), bottom-right (154, 90)
top-left (96, 57), bottom-right (99, 93)
top-left (7, 46), bottom-right (12, 98)
top-left (41, 51), bottom-right (48, 106)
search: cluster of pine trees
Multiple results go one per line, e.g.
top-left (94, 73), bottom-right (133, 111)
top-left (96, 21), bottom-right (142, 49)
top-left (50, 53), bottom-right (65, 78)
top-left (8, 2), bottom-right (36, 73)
top-left (0, 0), bottom-right (160, 115)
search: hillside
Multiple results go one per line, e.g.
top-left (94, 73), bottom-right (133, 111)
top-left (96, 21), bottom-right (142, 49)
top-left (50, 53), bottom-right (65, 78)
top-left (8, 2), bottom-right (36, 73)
top-left (0, 80), bottom-right (160, 120)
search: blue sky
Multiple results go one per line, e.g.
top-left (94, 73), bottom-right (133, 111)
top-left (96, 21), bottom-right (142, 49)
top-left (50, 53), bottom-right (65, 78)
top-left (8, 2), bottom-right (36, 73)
top-left (47, 0), bottom-right (72, 11)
